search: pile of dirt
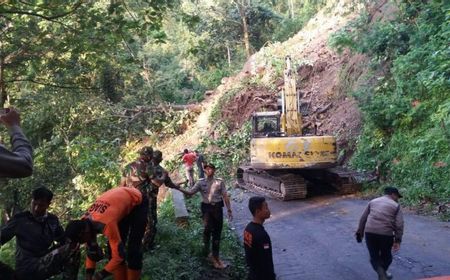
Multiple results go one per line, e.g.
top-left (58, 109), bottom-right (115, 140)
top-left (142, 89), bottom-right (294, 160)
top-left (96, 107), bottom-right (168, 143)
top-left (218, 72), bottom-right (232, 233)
top-left (216, 44), bottom-right (366, 165)
top-left (220, 86), bottom-right (278, 130)
top-left (295, 50), bottom-right (366, 162)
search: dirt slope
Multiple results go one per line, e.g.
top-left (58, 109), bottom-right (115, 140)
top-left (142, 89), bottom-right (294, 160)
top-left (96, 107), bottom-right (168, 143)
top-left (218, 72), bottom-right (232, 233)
top-left (218, 3), bottom-right (369, 163)
top-left (158, 0), bottom-right (396, 166)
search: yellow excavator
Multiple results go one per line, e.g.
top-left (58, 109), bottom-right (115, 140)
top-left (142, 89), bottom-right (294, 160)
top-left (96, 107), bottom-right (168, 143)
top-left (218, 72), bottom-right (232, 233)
top-left (236, 56), bottom-right (360, 200)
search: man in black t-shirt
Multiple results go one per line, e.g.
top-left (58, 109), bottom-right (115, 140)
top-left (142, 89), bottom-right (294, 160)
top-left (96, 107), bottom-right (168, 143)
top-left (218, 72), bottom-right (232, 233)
top-left (243, 196), bottom-right (276, 280)
top-left (0, 187), bottom-right (80, 280)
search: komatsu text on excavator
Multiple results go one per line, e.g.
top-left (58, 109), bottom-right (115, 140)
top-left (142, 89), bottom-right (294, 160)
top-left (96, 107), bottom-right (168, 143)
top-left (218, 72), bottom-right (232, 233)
top-left (236, 56), bottom-right (360, 200)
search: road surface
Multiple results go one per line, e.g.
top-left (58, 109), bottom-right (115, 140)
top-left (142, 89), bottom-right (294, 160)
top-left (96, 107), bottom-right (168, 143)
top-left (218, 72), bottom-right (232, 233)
top-left (230, 189), bottom-right (450, 280)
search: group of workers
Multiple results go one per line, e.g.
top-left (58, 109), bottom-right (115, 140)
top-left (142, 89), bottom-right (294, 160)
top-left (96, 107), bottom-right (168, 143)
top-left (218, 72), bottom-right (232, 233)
top-left (0, 107), bottom-right (409, 280)
top-left (0, 107), bottom-right (241, 279)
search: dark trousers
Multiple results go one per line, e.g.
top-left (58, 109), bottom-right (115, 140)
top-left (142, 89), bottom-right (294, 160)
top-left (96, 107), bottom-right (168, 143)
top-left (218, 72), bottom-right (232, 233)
top-left (118, 195), bottom-right (148, 270)
top-left (201, 203), bottom-right (223, 258)
top-left (197, 165), bottom-right (205, 179)
top-left (0, 262), bottom-right (14, 280)
top-left (365, 232), bottom-right (394, 272)
top-left (143, 190), bottom-right (158, 249)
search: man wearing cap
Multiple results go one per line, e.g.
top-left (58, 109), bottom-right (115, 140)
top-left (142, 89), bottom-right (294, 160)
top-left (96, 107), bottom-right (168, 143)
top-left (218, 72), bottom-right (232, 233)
top-left (356, 187), bottom-right (404, 280)
top-left (143, 150), bottom-right (183, 250)
top-left (180, 163), bottom-right (232, 269)
top-left (120, 147), bottom-right (154, 254)
top-left (121, 146), bottom-right (154, 191)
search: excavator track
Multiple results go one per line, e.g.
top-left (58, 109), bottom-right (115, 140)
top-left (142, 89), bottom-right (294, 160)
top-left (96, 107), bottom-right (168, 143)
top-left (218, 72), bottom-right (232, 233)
top-left (236, 166), bottom-right (307, 200)
top-left (323, 167), bottom-right (362, 195)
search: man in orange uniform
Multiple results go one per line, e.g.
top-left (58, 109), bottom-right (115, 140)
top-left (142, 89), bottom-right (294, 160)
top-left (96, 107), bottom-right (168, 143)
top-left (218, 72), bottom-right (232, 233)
top-left (65, 187), bottom-right (146, 280)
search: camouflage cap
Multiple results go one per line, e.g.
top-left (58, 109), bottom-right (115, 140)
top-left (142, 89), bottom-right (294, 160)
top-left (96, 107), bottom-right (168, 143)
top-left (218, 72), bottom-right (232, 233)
top-left (123, 161), bottom-right (147, 183)
top-left (153, 150), bottom-right (163, 161)
top-left (139, 146), bottom-right (153, 156)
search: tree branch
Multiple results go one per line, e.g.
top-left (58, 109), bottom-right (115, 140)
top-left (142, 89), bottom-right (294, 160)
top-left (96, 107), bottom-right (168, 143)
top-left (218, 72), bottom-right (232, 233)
top-left (0, 1), bottom-right (83, 21)
top-left (6, 78), bottom-right (99, 90)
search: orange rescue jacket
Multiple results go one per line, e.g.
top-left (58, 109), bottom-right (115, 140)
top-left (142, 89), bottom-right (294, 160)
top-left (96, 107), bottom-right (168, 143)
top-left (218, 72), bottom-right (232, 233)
top-left (84, 187), bottom-right (142, 273)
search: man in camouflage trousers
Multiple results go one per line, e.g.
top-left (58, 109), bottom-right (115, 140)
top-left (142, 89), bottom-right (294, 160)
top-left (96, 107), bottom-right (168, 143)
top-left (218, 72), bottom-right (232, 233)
top-left (143, 150), bottom-right (183, 250)
top-left (121, 146), bottom-right (154, 250)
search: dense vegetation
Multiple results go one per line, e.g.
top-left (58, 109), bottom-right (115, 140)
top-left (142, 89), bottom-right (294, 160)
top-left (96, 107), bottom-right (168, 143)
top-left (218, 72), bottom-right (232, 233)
top-left (0, 0), bottom-right (328, 277)
top-left (329, 0), bottom-right (449, 206)
top-left (2, 0), bottom-right (447, 277)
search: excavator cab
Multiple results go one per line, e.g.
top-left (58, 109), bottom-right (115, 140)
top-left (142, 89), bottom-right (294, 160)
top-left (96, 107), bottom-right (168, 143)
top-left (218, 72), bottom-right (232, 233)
top-left (252, 111), bottom-right (282, 138)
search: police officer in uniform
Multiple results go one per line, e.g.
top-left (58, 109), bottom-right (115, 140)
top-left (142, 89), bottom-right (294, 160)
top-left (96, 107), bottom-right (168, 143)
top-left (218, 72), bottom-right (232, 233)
top-left (180, 163), bottom-right (232, 269)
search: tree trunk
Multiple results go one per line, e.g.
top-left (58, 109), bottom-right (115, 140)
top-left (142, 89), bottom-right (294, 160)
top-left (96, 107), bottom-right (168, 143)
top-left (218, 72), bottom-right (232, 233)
top-left (288, 0), bottom-right (295, 18)
top-left (0, 59), bottom-right (6, 107)
top-left (234, 0), bottom-right (252, 58)
top-left (226, 44), bottom-right (231, 67)
top-left (241, 9), bottom-right (251, 57)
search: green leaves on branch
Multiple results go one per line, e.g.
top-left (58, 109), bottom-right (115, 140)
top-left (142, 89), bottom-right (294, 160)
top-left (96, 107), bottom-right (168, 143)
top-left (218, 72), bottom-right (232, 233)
top-left (335, 0), bottom-right (450, 204)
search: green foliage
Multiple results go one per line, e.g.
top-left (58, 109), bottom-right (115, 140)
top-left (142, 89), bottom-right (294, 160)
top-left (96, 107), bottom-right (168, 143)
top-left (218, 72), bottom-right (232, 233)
top-left (68, 137), bottom-right (121, 197)
top-left (196, 67), bottom-right (234, 90)
top-left (246, 4), bottom-right (283, 50)
top-left (143, 194), bottom-right (247, 279)
top-left (0, 240), bottom-right (15, 270)
top-left (199, 122), bottom-right (252, 179)
top-left (272, 0), bottom-right (327, 42)
top-left (328, 12), bottom-right (369, 53)
top-left (336, 0), bottom-right (450, 204)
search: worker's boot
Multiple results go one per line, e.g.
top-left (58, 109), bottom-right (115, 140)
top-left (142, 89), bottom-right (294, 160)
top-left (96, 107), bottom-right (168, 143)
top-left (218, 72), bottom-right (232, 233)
top-left (112, 264), bottom-right (127, 280)
top-left (127, 268), bottom-right (142, 280)
top-left (386, 271), bottom-right (393, 279)
top-left (376, 266), bottom-right (388, 280)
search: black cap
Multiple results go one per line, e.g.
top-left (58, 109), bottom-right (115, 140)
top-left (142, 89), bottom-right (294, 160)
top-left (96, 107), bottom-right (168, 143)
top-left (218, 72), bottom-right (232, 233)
top-left (139, 146), bottom-right (153, 156)
top-left (384, 187), bottom-right (402, 198)
top-left (204, 163), bottom-right (216, 170)
top-left (153, 150), bottom-right (163, 161)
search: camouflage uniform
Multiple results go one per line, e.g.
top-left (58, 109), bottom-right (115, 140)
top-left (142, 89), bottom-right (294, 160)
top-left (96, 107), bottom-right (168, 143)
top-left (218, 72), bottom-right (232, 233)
top-left (122, 147), bottom-right (156, 251)
top-left (142, 150), bottom-right (180, 250)
top-left (33, 243), bottom-right (81, 280)
top-left (122, 158), bottom-right (153, 192)
top-left (144, 164), bottom-right (159, 250)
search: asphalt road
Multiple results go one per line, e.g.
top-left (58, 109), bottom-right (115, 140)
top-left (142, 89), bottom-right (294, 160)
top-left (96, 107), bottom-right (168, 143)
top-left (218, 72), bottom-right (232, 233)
top-left (230, 188), bottom-right (450, 280)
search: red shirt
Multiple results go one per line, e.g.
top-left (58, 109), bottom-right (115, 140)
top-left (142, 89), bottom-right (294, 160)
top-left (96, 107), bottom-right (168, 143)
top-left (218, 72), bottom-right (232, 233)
top-left (182, 152), bottom-right (197, 168)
